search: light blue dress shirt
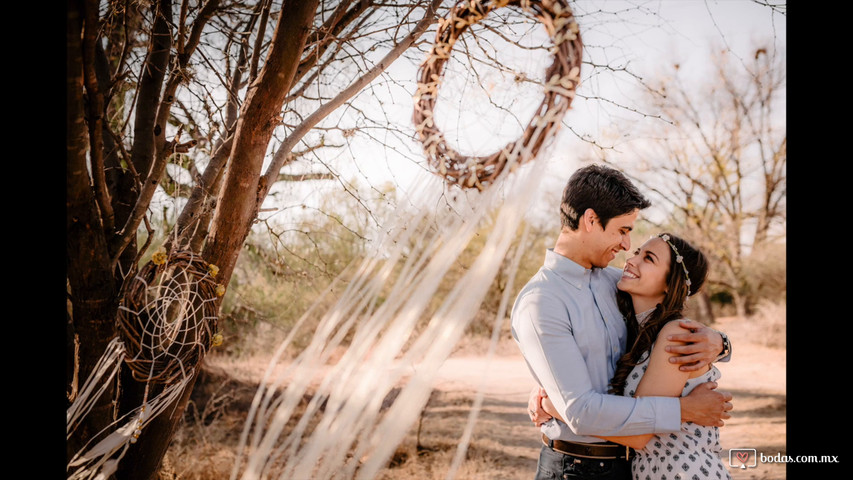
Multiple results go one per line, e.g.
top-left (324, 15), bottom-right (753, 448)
top-left (511, 249), bottom-right (682, 442)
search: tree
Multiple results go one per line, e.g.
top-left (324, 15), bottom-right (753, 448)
top-left (67, 1), bottom-right (443, 477)
top-left (599, 44), bottom-right (786, 317)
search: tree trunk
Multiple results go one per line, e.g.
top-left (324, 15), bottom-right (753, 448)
top-left (69, 1), bottom-right (448, 476)
top-left (113, 369), bottom-right (199, 480)
top-left (67, 0), bottom-right (120, 462)
top-left (732, 291), bottom-right (748, 318)
top-left (202, 0), bottom-right (319, 284)
top-left (691, 289), bottom-right (714, 325)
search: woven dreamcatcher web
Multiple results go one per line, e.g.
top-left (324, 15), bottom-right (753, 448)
top-left (117, 250), bottom-right (222, 385)
top-left (67, 250), bottom-right (223, 479)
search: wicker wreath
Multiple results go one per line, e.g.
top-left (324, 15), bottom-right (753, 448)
top-left (117, 251), bottom-right (221, 384)
top-left (413, 0), bottom-right (582, 190)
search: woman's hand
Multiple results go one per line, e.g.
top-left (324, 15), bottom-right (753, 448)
top-left (527, 385), bottom-right (553, 426)
top-left (528, 386), bottom-right (566, 425)
top-left (540, 394), bottom-right (565, 424)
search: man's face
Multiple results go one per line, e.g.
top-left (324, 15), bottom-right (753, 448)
top-left (586, 210), bottom-right (638, 268)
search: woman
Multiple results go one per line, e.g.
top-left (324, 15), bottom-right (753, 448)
top-left (541, 233), bottom-right (732, 480)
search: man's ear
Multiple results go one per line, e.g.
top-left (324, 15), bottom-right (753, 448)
top-left (582, 208), bottom-right (599, 232)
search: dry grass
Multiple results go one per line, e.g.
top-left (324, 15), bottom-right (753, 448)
top-left (709, 300), bottom-right (785, 350)
top-left (711, 304), bottom-right (787, 480)
top-left (163, 301), bottom-right (786, 479)
top-left (161, 337), bottom-right (539, 480)
top-left (160, 365), bottom-right (258, 479)
top-left (372, 389), bottom-right (538, 480)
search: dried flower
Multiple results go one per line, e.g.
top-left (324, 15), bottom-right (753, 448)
top-left (215, 284), bottom-right (226, 297)
top-left (208, 264), bottom-right (219, 278)
top-left (152, 249), bottom-right (167, 265)
top-left (212, 333), bottom-right (223, 347)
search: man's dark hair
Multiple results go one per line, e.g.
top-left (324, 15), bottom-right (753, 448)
top-left (560, 164), bottom-right (651, 230)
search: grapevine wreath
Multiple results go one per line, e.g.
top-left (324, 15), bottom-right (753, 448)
top-left (413, 0), bottom-right (583, 190)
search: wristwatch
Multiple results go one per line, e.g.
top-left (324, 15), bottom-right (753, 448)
top-left (715, 330), bottom-right (732, 362)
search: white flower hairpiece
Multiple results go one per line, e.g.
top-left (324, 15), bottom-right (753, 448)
top-left (658, 233), bottom-right (692, 295)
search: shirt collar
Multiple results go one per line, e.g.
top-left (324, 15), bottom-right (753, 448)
top-left (544, 248), bottom-right (592, 290)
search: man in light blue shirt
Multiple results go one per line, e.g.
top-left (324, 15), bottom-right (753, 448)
top-left (511, 165), bottom-right (732, 480)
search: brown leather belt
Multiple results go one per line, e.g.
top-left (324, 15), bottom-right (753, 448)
top-left (542, 434), bottom-right (631, 460)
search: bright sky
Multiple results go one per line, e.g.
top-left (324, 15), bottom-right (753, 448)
top-left (260, 0), bottom-right (786, 234)
top-left (535, 0), bottom-right (787, 223)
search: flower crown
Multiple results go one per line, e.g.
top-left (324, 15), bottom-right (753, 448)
top-left (658, 234), bottom-right (692, 295)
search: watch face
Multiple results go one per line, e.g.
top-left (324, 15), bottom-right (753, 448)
top-left (718, 333), bottom-right (730, 358)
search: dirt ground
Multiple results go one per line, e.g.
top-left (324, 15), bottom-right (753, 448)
top-left (186, 315), bottom-right (785, 479)
top-left (396, 315), bottom-right (786, 480)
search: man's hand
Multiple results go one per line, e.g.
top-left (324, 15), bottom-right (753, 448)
top-left (527, 385), bottom-right (553, 426)
top-left (665, 319), bottom-right (724, 372)
top-left (679, 381), bottom-right (733, 427)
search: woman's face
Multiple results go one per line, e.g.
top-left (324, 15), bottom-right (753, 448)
top-left (617, 237), bottom-right (671, 306)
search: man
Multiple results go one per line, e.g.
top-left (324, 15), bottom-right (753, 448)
top-left (511, 164), bottom-right (733, 480)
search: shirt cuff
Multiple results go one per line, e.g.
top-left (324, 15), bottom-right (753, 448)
top-left (652, 397), bottom-right (683, 433)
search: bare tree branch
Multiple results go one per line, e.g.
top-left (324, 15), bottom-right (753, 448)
top-left (277, 172), bottom-right (337, 182)
top-left (259, 0), bottom-right (443, 202)
top-left (82, 0), bottom-right (115, 233)
top-left (110, 0), bottom-right (221, 265)
top-left (608, 45), bottom-right (785, 315)
top-left (248, 0), bottom-right (273, 83)
top-left (202, 0), bottom-right (321, 285)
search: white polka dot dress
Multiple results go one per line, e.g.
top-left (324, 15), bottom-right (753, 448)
top-left (623, 352), bottom-right (733, 480)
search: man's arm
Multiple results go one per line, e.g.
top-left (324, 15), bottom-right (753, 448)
top-left (665, 319), bottom-right (732, 372)
top-left (533, 379), bottom-right (733, 423)
top-left (596, 321), bottom-right (730, 449)
top-left (512, 292), bottom-right (681, 437)
top-left (529, 319), bottom-right (734, 438)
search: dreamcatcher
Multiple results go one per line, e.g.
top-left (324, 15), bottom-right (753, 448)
top-left (67, 251), bottom-right (223, 479)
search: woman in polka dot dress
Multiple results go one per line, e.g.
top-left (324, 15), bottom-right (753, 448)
top-left (620, 331), bottom-right (731, 480)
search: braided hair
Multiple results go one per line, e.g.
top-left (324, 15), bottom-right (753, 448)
top-left (608, 233), bottom-right (709, 396)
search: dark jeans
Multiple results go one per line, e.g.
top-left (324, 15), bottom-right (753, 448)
top-left (534, 445), bottom-right (631, 480)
